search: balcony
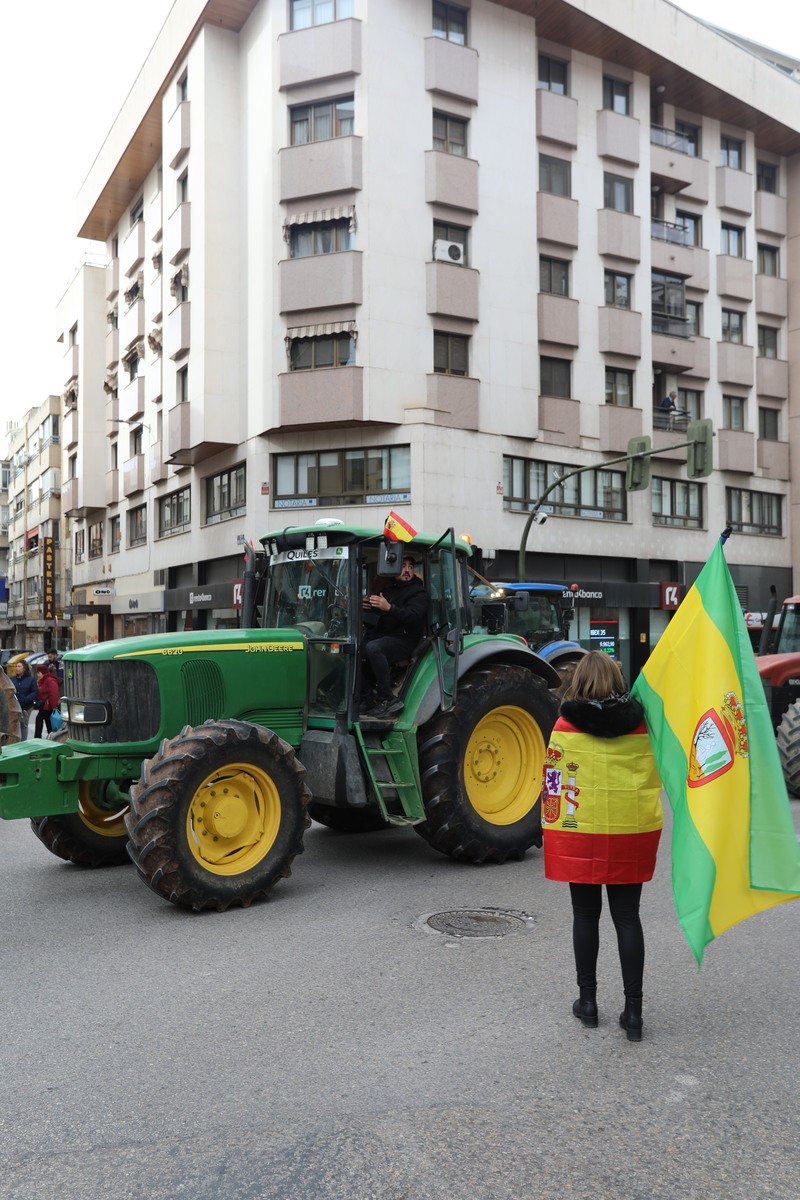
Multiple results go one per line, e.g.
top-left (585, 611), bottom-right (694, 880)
top-left (278, 366), bottom-right (365, 432)
top-left (717, 255), bottom-right (753, 302)
top-left (120, 376), bottom-right (145, 423)
top-left (123, 220), bottom-right (145, 277)
top-left (717, 429), bottom-right (754, 473)
top-left (166, 201), bottom-right (191, 265)
top-left (123, 454), bottom-right (145, 497)
top-left (536, 90), bottom-right (577, 149)
top-left (167, 401), bottom-right (238, 465)
top-left (649, 131), bottom-right (708, 198)
top-left (755, 191), bottom-right (787, 236)
top-left (716, 166), bottom-right (753, 216)
top-left (106, 325), bottom-right (119, 369)
top-left (150, 441), bottom-right (168, 483)
top-left (598, 403), bottom-right (642, 452)
top-left (106, 257), bottom-right (119, 300)
top-left (538, 294), bottom-right (578, 347)
top-left (597, 210), bottom-right (640, 261)
top-left (61, 474), bottom-right (105, 518)
top-left (424, 150), bottom-right (478, 213)
top-left (148, 190), bottom-right (163, 241)
top-left (63, 406), bottom-right (79, 449)
top-left (168, 301), bottom-right (191, 360)
top-left (64, 344), bottom-right (79, 383)
top-left (537, 193), bottom-right (578, 248)
top-left (717, 342), bottom-right (754, 387)
top-left (757, 438), bottom-right (789, 480)
top-left (755, 274), bottom-right (788, 318)
top-left (119, 295), bottom-right (145, 348)
top-left (598, 306), bottom-right (641, 357)
top-left (651, 234), bottom-right (709, 290)
top-left (280, 251), bottom-right (363, 313)
top-left (145, 354), bottom-right (163, 406)
top-left (106, 469), bottom-right (119, 505)
top-left (166, 100), bottom-right (190, 168)
top-left (105, 395), bottom-right (119, 436)
top-left (427, 262), bottom-right (479, 322)
top-left (424, 35), bottom-right (478, 104)
top-left (280, 136), bottom-right (363, 203)
top-left (756, 356), bottom-right (789, 399)
top-left (280, 18), bottom-right (362, 90)
top-left (651, 329), bottom-right (699, 373)
top-left (596, 110), bottom-right (639, 166)
top-left (537, 394), bottom-right (580, 446)
top-left (651, 423), bottom-right (689, 463)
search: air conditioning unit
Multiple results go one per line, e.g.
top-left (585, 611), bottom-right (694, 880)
top-left (433, 239), bottom-right (465, 265)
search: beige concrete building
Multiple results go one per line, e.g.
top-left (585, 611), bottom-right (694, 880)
top-left (54, 0), bottom-right (799, 676)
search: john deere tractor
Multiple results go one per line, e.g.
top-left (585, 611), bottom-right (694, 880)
top-left (0, 524), bottom-right (560, 909)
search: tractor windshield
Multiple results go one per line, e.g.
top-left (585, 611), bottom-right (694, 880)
top-left (776, 604), bottom-right (800, 654)
top-left (263, 547), bottom-right (350, 638)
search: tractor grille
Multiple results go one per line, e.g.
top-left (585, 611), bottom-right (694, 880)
top-left (181, 659), bottom-right (226, 726)
top-left (65, 660), bottom-right (161, 744)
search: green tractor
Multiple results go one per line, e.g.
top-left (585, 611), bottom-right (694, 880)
top-left (0, 524), bottom-right (560, 910)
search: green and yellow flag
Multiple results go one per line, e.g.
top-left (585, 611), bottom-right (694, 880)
top-left (633, 539), bottom-right (800, 964)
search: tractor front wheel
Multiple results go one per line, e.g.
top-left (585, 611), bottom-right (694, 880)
top-left (415, 665), bottom-right (558, 863)
top-left (30, 779), bottom-right (132, 867)
top-left (125, 720), bottom-right (310, 910)
top-left (777, 700), bottom-right (800, 796)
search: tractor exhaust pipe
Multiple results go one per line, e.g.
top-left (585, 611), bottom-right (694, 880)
top-left (758, 586), bottom-right (777, 656)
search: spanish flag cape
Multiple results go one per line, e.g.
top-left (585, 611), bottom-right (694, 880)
top-left (542, 696), bottom-right (663, 885)
top-left (632, 539), bottom-right (800, 965)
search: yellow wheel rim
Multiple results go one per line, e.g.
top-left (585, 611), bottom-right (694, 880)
top-left (185, 762), bottom-right (281, 876)
top-left (463, 704), bottom-right (546, 826)
top-left (77, 781), bottom-right (130, 839)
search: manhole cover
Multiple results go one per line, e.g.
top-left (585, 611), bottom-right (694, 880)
top-left (420, 908), bottom-right (534, 938)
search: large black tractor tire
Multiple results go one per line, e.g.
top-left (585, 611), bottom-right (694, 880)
top-left (30, 779), bottom-right (132, 867)
top-left (777, 700), bottom-right (800, 797)
top-left (415, 665), bottom-right (558, 864)
top-left (308, 802), bottom-right (391, 833)
top-left (125, 720), bottom-right (311, 911)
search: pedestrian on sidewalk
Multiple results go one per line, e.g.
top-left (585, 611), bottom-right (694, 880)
top-left (33, 664), bottom-right (60, 739)
top-left (540, 651), bottom-right (663, 1041)
top-left (12, 660), bottom-right (38, 741)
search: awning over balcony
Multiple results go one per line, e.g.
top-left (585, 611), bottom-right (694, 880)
top-left (284, 320), bottom-right (358, 353)
top-left (282, 205), bottom-right (357, 240)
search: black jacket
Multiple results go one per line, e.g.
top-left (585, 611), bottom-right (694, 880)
top-left (559, 692), bottom-right (645, 739)
top-left (371, 576), bottom-right (429, 642)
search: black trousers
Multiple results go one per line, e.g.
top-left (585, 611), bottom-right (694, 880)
top-left (362, 634), bottom-right (415, 700)
top-left (34, 708), bottom-right (53, 738)
top-left (569, 881), bottom-right (644, 998)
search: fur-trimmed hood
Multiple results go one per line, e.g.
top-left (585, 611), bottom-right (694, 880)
top-left (559, 693), bottom-right (645, 739)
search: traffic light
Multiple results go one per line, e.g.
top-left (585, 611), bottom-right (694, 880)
top-left (625, 435), bottom-right (652, 492)
top-left (687, 418), bottom-right (714, 478)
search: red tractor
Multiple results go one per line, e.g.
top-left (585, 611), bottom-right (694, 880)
top-left (756, 592), bottom-right (800, 795)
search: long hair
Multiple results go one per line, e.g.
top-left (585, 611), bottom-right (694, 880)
top-left (562, 650), bottom-right (625, 703)
top-left (16, 660), bottom-right (32, 677)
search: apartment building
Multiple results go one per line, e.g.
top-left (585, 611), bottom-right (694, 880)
top-left (58, 0), bottom-right (799, 677)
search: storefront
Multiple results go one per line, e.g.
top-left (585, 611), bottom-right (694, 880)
top-left (110, 583), bottom-right (166, 639)
top-left (164, 579), bottom-right (242, 632)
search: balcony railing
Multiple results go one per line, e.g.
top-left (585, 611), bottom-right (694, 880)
top-left (650, 125), bottom-right (696, 156)
top-left (651, 218), bottom-right (692, 245)
top-left (653, 408), bottom-right (690, 432)
top-left (652, 311), bottom-right (690, 338)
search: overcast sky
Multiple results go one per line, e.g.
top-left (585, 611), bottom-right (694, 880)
top-left (1, 0), bottom-right (798, 440)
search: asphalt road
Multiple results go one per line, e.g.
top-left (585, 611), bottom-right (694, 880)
top-left (2, 796), bottom-right (799, 1200)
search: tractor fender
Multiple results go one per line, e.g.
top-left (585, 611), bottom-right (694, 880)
top-left (409, 640), bottom-right (560, 729)
top-left (536, 640), bottom-right (587, 665)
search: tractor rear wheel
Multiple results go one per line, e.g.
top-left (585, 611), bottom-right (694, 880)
top-left (777, 700), bottom-right (800, 796)
top-left (125, 720), bottom-right (311, 911)
top-left (415, 665), bottom-right (558, 863)
top-left (30, 780), bottom-right (132, 867)
top-left (308, 802), bottom-right (390, 833)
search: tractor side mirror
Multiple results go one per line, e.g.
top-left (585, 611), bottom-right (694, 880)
top-left (513, 592), bottom-right (529, 613)
top-left (376, 539), bottom-right (404, 577)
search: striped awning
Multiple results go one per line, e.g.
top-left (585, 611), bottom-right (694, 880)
top-left (285, 320), bottom-right (357, 346)
top-left (282, 205), bottom-right (357, 240)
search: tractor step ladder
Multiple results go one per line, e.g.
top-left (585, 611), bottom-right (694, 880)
top-left (353, 723), bottom-right (426, 825)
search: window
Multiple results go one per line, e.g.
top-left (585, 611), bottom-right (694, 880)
top-left (603, 76), bottom-right (630, 115)
top-left (110, 515), bottom-right (121, 554)
top-left (433, 221), bottom-right (468, 265)
top-left (433, 112), bottom-right (467, 156)
top-left (723, 394), bottom-right (746, 430)
top-left (274, 445), bottom-right (411, 509)
top-left (540, 356), bottom-right (571, 398)
top-left (758, 325), bottom-right (779, 359)
top-left (291, 96), bottom-right (354, 144)
top-left (652, 477), bottom-right (703, 528)
top-left (86, 522), bottom-right (102, 560)
top-left (206, 465), bottom-right (246, 524)
top-left (720, 223), bottom-right (745, 257)
top-left (503, 455), bottom-right (626, 521)
top-left (604, 270), bottom-right (631, 308)
top-left (603, 172), bottom-right (633, 213)
top-left (726, 487), bottom-right (781, 536)
top-left (74, 529), bottom-right (85, 564)
top-left (290, 0), bottom-right (354, 29)
top-left (676, 211), bottom-right (702, 247)
top-left (158, 488), bottom-right (191, 538)
top-left (291, 220), bottom-right (354, 258)
top-left (721, 309), bottom-right (744, 344)
top-left (177, 365), bottom-right (189, 404)
top-left (290, 333), bottom-right (355, 370)
top-left (171, 264), bottom-right (189, 301)
top-left (674, 120), bottom-right (700, 157)
top-left (68, 454), bottom-right (77, 479)
top-left (651, 270), bottom-right (687, 336)
top-left (123, 343), bottom-right (143, 379)
top-left (758, 407), bottom-right (780, 441)
top-left (178, 71), bottom-right (188, 102)
top-left (129, 504), bottom-right (147, 547)
top-left (539, 154), bottom-right (571, 197)
top-left (757, 161), bottom-right (777, 193)
top-left (432, 2), bottom-right (466, 44)
top-left (605, 368), bottom-right (633, 407)
top-left (130, 196), bottom-right (144, 227)
top-left (539, 256), bottom-right (569, 296)
top-left (720, 136), bottom-right (743, 169)
top-left (433, 331), bottom-right (468, 375)
top-left (178, 170), bottom-right (189, 203)
top-left (678, 388), bottom-right (703, 419)
top-left (538, 53), bottom-right (568, 94)
top-left (757, 244), bottom-right (779, 276)
top-left (685, 301), bottom-right (702, 337)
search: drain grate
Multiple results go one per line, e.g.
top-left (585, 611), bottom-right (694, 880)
top-left (421, 907), bottom-right (534, 939)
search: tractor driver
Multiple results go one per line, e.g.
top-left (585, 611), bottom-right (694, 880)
top-left (361, 555), bottom-right (429, 718)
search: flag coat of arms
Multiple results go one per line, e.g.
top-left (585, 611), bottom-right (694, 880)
top-left (383, 511), bottom-right (417, 542)
top-left (633, 539), bottom-right (800, 964)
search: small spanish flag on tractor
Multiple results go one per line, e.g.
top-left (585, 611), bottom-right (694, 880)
top-left (383, 511), bottom-right (417, 542)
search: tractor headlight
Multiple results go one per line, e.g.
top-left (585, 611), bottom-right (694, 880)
top-left (65, 700), bottom-right (111, 725)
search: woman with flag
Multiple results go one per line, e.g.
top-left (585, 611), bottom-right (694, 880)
top-left (541, 652), bottom-right (663, 1041)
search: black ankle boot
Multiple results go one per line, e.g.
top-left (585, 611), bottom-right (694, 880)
top-left (572, 987), bottom-right (598, 1028)
top-left (619, 996), bottom-right (643, 1041)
